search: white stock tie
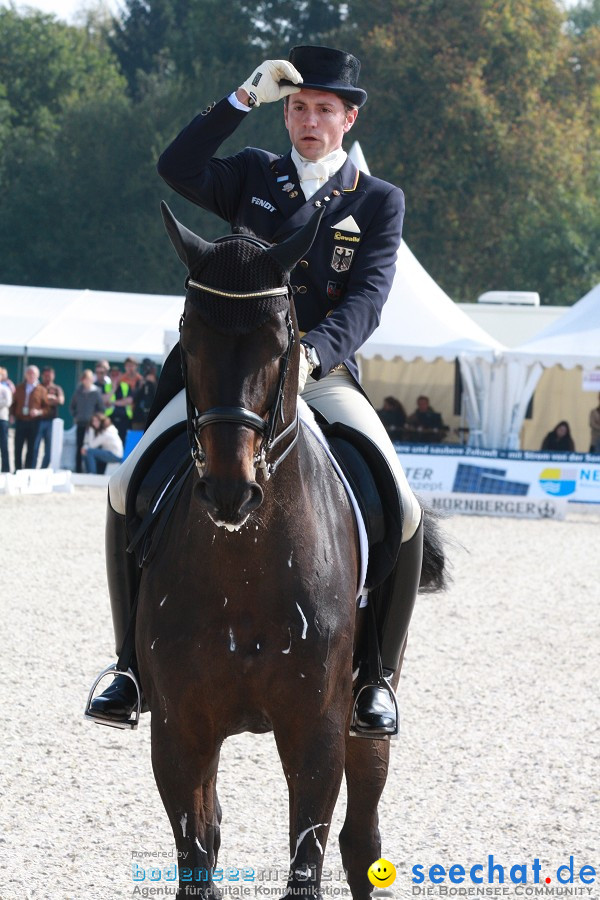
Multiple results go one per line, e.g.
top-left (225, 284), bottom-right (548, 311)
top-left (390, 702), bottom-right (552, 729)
top-left (291, 147), bottom-right (348, 200)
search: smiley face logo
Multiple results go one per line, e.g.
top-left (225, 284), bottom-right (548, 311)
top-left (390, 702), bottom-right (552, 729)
top-left (367, 858), bottom-right (396, 888)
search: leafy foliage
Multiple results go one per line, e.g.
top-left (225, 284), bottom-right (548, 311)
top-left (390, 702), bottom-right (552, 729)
top-left (0, 0), bottom-right (598, 303)
top-left (342, 0), bottom-right (599, 303)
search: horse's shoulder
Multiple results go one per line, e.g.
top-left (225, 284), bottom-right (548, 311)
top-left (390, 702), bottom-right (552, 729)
top-left (297, 421), bottom-right (349, 496)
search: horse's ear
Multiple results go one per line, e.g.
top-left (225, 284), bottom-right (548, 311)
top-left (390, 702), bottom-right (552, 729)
top-left (265, 207), bottom-right (325, 273)
top-left (160, 201), bottom-right (213, 270)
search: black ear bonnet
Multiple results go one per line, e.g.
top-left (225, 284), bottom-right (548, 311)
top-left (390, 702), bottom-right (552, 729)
top-left (186, 235), bottom-right (289, 335)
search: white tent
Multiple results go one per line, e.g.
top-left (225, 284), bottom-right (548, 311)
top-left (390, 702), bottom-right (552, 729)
top-left (0, 283), bottom-right (184, 363)
top-left (487, 282), bottom-right (600, 450)
top-left (459, 282), bottom-right (600, 451)
top-left (506, 282), bottom-right (600, 368)
top-left (349, 142), bottom-right (507, 446)
top-left (359, 240), bottom-right (505, 363)
top-left (457, 354), bottom-right (544, 450)
top-left (357, 239), bottom-right (508, 448)
top-left (2, 145), bottom-right (508, 445)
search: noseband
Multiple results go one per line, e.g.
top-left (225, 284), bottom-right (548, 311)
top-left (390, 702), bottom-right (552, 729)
top-left (180, 241), bottom-right (299, 481)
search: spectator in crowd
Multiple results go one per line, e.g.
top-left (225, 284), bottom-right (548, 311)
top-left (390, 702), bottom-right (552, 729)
top-left (589, 393), bottom-right (600, 453)
top-left (70, 369), bottom-right (104, 473)
top-left (94, 360), bottom-right (113, 409)
top-left (131, 359), bottom-right (158, 431)
top-left (376, 396), bottom-right (406, 440)
top-left (541, 420), bottom-right (575, 452)
top-left (107, 370), bottom-right (134, 444)
top-left (120, 357), bottom-right (144, 393)
top-left (81, 412), bottom-right (124, 474)
top-left (405, 395), bottom-right (449, 443)
top-left (0, 378), bottom-right (11, 472)
top-left (0, 367), bottom-right (16, 471)
top-left (11, 365), bottom-right (48, 469)
top-left (0, 366), bottom-right (16, 395)
top-left (33, 366), bottom-right (65, 468)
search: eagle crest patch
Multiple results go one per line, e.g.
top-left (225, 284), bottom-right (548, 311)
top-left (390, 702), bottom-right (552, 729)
top-left (331, 246), bottom-right (354, 272)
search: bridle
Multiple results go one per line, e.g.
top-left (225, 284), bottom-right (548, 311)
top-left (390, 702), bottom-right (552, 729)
top-left (179, 237), bottom-right (299, 481)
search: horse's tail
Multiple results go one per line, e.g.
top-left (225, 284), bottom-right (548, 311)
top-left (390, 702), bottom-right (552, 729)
top-left (419, 504), bottom-right (448, 593)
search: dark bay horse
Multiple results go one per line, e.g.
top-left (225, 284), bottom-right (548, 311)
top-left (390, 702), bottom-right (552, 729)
top-left (135, 203), bottom-right (443, 900)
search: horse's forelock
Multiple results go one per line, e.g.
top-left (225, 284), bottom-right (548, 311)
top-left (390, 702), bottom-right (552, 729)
top-left (188, 236), bottom-right (289, 335)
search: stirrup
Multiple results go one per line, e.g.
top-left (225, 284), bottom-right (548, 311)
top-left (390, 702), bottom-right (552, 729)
top-left (83, 664), bottom-right (142, 731)
top-left (349, 678), bottom-right (399, 741)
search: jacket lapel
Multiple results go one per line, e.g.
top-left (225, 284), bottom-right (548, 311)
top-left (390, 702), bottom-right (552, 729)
top-left (271, 157), bottom-right (365, 242)
top-left (266, 152), bottom-right (304, 217)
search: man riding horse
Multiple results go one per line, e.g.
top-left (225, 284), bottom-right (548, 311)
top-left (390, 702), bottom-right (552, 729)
top-left (88, 45), bottom-right (423, 738)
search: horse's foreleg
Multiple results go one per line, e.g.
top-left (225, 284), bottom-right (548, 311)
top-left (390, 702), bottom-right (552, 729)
top-left (150, 717), bottom-right (222, 899)
top-left (341, 662), bottom-right (401, 900)
top-left (340, 734), bottom-right (391, 900)
top-left (274, 710), bottom-right (347, 899)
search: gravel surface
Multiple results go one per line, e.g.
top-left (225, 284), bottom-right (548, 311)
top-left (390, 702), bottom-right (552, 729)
top-left (1, 489), bottom-right (598, 900)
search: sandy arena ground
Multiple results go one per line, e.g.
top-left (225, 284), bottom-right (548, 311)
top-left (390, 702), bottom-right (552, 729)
top-left (0, 489), bottom-right (598, 900)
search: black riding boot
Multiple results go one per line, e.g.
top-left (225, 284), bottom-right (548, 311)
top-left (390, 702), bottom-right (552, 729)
top-left (352, 515), bottom-right (424, 738)
top-left (86, 501), bottom-right (142, 726)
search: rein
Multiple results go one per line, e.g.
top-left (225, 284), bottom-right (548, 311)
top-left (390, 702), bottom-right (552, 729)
top-left (179, 279), bottom-right (299, 481)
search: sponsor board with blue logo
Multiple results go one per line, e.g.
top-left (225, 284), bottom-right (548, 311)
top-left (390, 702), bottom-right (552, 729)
top-left (538, 467), bottom-right (578, 497)
top-left (394, 445), bottom-right (600, 508)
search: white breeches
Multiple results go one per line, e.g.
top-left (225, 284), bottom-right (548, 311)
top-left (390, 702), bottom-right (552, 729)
top-left (108, 368), bottom-right (421, 541)
top-left (301, 369), bottom-right (421, 540)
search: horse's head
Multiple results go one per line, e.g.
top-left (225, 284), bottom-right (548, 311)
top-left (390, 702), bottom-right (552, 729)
top-left (161, 202), bottom-right (322, 530)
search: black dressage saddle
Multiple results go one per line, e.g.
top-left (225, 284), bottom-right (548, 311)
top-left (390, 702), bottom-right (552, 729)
top-left (125, 416), bottom-right (403, 589)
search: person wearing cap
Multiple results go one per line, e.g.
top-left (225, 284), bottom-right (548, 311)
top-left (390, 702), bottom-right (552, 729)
top-left (89, 46), bottom-right (423, 740)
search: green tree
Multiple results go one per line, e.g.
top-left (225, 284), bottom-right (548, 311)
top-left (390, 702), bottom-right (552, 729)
top-left (0, 7), bottom-right (124, 136)
top-left (2, 0), bottom-right (598, 305)
top-left (0, 7), bottom-right (132, 287)
top-left (108, 0), bottom-right (347, 97)
top-left (567, 0), bottom-right (600, 35)
top-left (0, 80), bottom-right (178, 291)
top-left (343, 0), bottom-right (598, 304)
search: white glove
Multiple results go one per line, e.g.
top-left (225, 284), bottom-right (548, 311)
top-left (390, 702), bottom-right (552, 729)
top-left (298, 346), bottom-right (310, 394)
top-left (239, 60), bottom-right (302, 107)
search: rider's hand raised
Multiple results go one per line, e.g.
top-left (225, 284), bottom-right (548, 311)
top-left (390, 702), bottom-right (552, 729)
top-left (238, 60), bottom-right (302, 107)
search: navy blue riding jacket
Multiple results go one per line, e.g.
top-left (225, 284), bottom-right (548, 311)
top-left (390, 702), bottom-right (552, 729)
top-left (157, 97), bottom-right (404, 381)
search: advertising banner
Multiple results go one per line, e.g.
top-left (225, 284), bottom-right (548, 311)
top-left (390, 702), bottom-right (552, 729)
top-left (582, 369), bottom-right (600, 392)
top-left (395, 445), bottom-right (600, 507)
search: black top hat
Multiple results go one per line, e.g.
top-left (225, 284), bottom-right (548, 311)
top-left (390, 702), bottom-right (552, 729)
top-left (281, 45), bottom-right (367, 108)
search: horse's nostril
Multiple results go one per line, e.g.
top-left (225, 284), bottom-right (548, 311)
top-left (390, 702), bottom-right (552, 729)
top-left (195, 477), bottom-right (263, 521)
top-left (243, 482), bottom-right (264, 514)
top-left (194, 478), bottom-right (214, 510)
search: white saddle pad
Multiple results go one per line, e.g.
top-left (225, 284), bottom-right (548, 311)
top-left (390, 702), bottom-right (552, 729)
top-left (298, 397), bottom-right (368, 603)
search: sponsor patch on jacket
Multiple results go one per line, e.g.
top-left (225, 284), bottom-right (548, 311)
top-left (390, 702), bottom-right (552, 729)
top-left (251, 197), bottom-right (276, 212)
top-left (331, 246), bottom-right (354, 272)
top-left (327, 281), bottom-right (343, 301)
top-left (333, 231), bottom-right (361, 242)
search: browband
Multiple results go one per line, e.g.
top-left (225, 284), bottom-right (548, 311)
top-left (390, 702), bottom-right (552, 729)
top-left (186, 278), bottom-right (289, 301)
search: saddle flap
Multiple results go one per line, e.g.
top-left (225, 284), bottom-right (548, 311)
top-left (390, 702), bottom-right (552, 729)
top-left (319, 421), bottom-right (404, 590)
top-left (325, 436), bottom-right (385, 546)
top-left (125, 423), bottom-right (190, 547)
